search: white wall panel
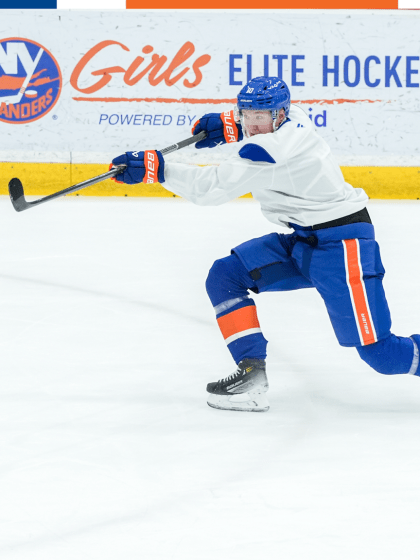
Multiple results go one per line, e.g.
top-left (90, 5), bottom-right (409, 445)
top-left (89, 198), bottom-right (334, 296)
top-left (0, 10), bottom-right (419, 165)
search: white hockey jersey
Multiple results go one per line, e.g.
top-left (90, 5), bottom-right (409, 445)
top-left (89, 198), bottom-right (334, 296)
top-left (164, 105), bottom-right (368, 228)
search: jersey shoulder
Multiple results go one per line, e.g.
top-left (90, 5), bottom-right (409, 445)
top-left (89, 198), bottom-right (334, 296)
top-left (236, 105), bottom-right (314, 164)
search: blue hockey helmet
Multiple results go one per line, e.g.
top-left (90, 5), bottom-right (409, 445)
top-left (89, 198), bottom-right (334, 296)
top-left (236, 77), bottom-right (291, 135)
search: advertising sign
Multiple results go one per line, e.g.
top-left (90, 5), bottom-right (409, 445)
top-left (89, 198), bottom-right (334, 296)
top-left (0, 10), bottom-right (419, 167)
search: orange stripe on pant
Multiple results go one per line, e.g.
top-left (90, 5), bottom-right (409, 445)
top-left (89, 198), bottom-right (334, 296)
top-left (217, 305), bottom-right (261, 344)
top-left (343, 239), bottom-right (377, 346)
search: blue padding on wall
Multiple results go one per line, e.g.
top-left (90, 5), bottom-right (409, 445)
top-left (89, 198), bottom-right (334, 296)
top-left (0, 0), bottom-right (56, 7)
top-left (238, 143), bottom-right (276, 164)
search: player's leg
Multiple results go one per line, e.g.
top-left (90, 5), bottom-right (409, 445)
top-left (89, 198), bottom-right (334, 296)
top-left (205, 253), bottom-right (269, 412)
top-left (205, 253), bottom-right (267, 365)
top-left (357, 334), bottom-right (420, 375)
top-left (339, 237), bottom-right (420, 376)
top-left (205, 232), bottom-right (313, 411)
top-left (297, 223), bottom-right (420, 376)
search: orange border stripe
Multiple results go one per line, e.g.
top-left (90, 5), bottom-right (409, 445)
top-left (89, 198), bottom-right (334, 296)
top-left (343, 239), bottom-right (376, 346)
top-left (217, 306), bottom-right (260, 340)
top-left (73, 97), bottom-right (383, 105)
top-left (128, 1), bottom-right (397, 7)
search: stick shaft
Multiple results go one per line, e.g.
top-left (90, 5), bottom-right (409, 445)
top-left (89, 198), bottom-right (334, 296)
top-left (40, 131), bottom-right (206, 200)
top-left (10, 131), bottom-right (207, 211)
top-left (160, 132), bottom-right (206, 156)
top-left (32, 165), bottom-right (126, 204)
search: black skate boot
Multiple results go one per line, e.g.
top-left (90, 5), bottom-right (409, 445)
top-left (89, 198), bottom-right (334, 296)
top-left (206, 358), bottom-right (269, 412)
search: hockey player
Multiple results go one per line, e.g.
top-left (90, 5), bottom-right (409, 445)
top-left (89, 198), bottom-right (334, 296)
top-left (111, 76), bottom-right (420, 413)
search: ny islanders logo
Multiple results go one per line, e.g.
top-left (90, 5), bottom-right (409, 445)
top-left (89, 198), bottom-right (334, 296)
top-left (0, 38), bottom-right (62, 124)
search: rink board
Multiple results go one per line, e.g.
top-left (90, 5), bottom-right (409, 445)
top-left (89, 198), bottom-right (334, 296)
top-left (1, 162), bottom-right (420, 199)
top-left (1, 11), bottom-right (420, 162)
top-left (1, 10), bottom-right (420, 199)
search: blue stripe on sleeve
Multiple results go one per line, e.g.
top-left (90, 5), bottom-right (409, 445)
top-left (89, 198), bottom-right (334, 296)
top-left (238, 143), bottom-right (276, 164)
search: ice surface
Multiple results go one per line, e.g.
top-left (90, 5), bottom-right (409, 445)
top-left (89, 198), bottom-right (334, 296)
top-left (1, 196), bottom-right (420, 560)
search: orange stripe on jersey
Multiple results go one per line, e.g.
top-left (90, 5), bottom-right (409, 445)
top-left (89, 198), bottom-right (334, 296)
top-left (343, 239), bottom-right (377, 346)
top-left (217, 305), bottom-right (260, 340)
top-left (144, 150), bottom-right (159, 184)
top-left (221, 110), bottom-right (239, 144)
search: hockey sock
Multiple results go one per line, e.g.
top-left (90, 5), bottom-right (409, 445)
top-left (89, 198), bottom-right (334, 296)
top-left (216, 300), bottom-right (268, 364)
top-left (206, 254), bottom-right (268, 364)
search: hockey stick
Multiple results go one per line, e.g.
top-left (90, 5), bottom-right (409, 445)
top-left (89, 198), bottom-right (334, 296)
top-left (8, 130), bottom-right (207, 212)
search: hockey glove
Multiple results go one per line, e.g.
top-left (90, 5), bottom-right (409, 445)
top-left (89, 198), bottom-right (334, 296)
top-left (191, 110), bottom-right (243, 149)
top-left (110, 150), bottom-right (165, 185)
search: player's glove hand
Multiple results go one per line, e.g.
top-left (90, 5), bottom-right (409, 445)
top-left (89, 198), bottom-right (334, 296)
top-left (191, 110), bottom-right (243, 149)
top-left (110, 150), bottom-right (165, 185)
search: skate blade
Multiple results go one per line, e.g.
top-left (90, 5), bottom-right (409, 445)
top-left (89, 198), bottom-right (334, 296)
top-left (207, 392), bottom-right (269, 412)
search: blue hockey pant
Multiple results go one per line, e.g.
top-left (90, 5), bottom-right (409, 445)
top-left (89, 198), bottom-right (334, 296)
top-left (205, 223), bottom-right (420, 376)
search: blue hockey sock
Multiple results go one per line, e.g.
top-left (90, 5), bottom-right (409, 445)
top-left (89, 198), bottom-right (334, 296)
top-left (206, 254), bottom-right (268, 364)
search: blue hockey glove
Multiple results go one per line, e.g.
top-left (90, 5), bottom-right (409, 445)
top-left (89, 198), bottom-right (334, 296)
top-left (191, 110), bottom-right (243, 149)
top-left (110, 150), bottom-right (165, 185)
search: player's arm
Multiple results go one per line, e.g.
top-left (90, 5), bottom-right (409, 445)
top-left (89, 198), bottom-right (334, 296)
top-left (109, 146), bottom-right (249, 204)
top-left (110, 135), bottom-right (277, 206)
top-left (164, 141), bottom-right (277, 206)
top-left (191, 110), bottom-right (243, 149)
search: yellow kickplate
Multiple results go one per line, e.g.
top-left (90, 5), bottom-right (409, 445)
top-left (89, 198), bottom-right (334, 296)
top-left (0, 162), bottom-right (71, 196)
top-left (0, 162), bottom-right (175, 197)
top-left (342, 167), bottom-right (420, 199)
top-left (1, 162), bottom-right (420, 199)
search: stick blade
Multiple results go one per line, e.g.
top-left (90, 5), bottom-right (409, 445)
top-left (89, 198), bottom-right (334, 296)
top-left (8, 178), bottom-right (29, 212)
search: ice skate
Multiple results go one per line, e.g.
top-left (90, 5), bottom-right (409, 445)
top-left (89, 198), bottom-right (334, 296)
top-left (206, 358), bottom-right (269, 412)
